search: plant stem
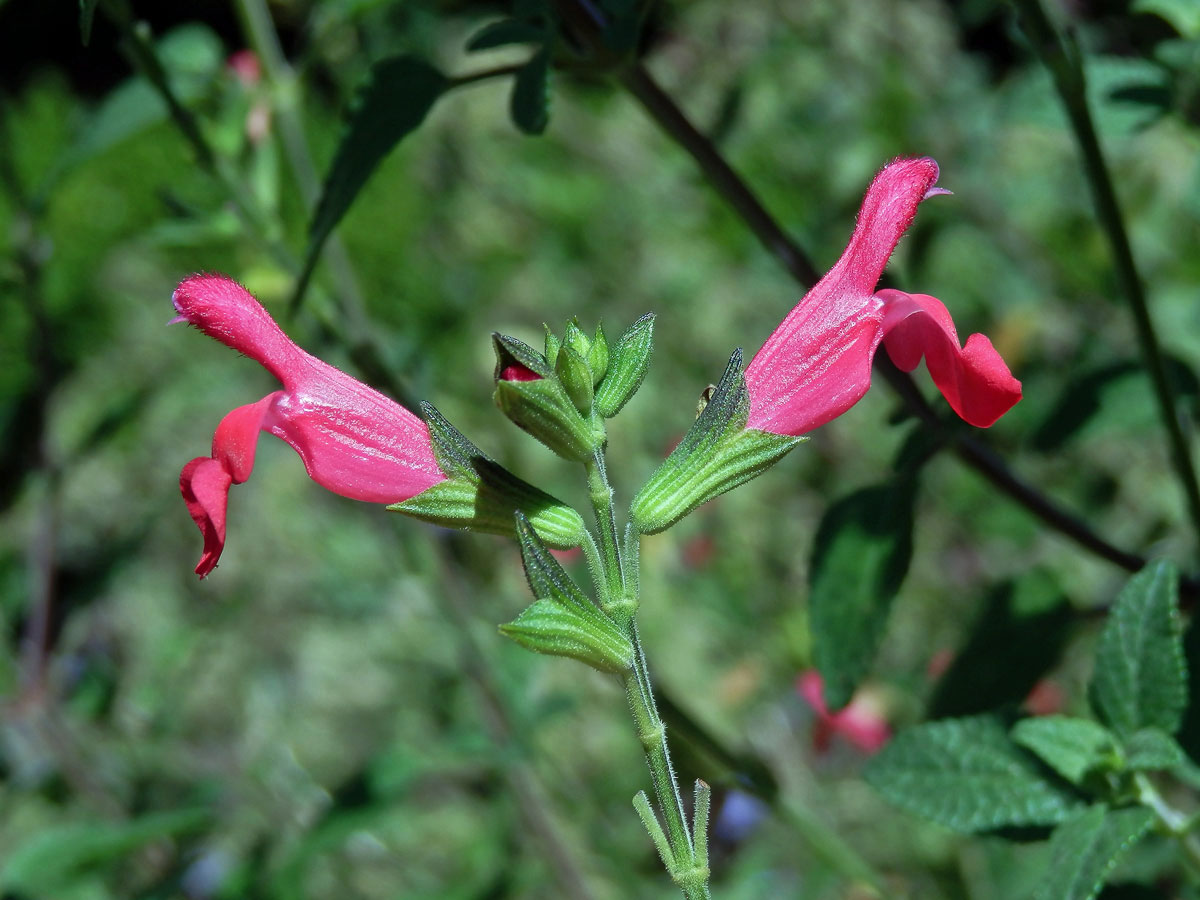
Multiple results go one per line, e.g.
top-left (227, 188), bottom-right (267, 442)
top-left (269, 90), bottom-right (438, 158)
top-left (1135, 772), bottom-right (1200, 881)
top-left (623, 625), bottom-right (711, 899)
top-left (585, 452), bottom-right (629, 612)
top-left (1009, 0), bottom-right (1200, 554)
top-left (583, 450), bottom-right (709, 897)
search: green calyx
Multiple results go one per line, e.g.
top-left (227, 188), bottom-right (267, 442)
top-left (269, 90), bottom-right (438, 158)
top-left (500, 513), bottom-right (634, 673)
top-left (630, 349), bottom-right (804, 534)
top-left (391, 403), bottom-right (586, 548)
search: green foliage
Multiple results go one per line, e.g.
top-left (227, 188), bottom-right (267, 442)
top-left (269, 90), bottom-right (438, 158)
top-left (1, 809), bottom-right (211, 894)
top-left (1012, 716), bottom-right (1121, 786)
top-left (1090, 561), bottom-right (1186, 739)
top-left (809, 476), bottom-right (915, 710)
top-left (298, 55), bottom-right (448, 305)
top-left (1033, 805), bottom-right (1155, 900)
top-left (78, 0), bottom-right (99, 45)
top-left (511, 48), bottom-right (552, 136)
top-left (467, 19), bottom-right (549, 52)
top-left (928, 577), bottom-right (1073, 718)
top-left (865, 715), bottom-right (1083, 833)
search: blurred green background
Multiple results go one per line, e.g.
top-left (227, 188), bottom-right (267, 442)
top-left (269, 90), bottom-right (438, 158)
top-left (2, 0), bottom-right (1200, 896)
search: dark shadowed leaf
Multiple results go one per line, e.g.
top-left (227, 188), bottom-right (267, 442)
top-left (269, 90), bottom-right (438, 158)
top-left (866, 715), bottom-right (1082, 833)
top-left (1090, 561), bottom-right (1186, 739)
top-left (466, 18), bottom-right (547, 51)
top-left (510, 47), bottom-right (551, 135)
top-left (810, 477), bottom-right (916, 710)
top-left (1032, 357), bottom-right (1198, 452)
top-left (1033, 805), bottom-right (1155, 900)
top-left (296, 56), bottom-right (448, 308)
top-left (928, 575), bottom-right (1072, 718)
top-left (79, 0), bottom-right (99, 45)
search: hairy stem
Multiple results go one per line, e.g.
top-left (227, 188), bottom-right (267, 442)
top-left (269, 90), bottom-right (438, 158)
top-left (584, 450), bottom-right (708, 896)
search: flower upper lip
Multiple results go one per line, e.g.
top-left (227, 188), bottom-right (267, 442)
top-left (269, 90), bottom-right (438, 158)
top-left (744, 157), bottom-right (1021, 436)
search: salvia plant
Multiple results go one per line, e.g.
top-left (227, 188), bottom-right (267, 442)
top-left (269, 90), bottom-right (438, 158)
top-left (7, 0), bottom-right (1200, 897)
top-left (174, 157), bottom-right (1022, 897)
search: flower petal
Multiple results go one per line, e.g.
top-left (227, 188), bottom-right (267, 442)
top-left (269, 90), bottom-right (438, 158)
top-left (745, 158), bottom-right (942, 436)
top-left (180, 395), bottom-right (276, 578)
top-left (878, 290), bottom-right (1022, 428)
top-left (264, 362), bottom-right (445, 503)
top-left (172, 274), bottom-right (303, 386)
top-left (180, 457), bottom-right (233, 578)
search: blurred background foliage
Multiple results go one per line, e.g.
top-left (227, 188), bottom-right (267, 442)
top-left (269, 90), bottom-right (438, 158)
top-left (2, 0), bottom-right (1200, 896)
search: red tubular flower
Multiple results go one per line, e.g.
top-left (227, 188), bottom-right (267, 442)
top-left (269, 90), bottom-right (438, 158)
top-left (175, 274), bottom-right (446, 578)
top-left (744, 157), bottom-right (1021, 436)
top-left (798, 671), bottom-right (891, 755)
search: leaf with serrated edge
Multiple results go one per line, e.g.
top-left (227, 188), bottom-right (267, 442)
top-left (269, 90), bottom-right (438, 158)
top-left (865, 715), bottom-right (1082, 833)
top-left (1011, 716), bottom-right (1120, 785)
top-left (1090, 561), bottom-right (1186, 738)
top-left (1123, 727), bottom-right (1186, 771)
top-left (1033, 805), bottom-right (1154, 900)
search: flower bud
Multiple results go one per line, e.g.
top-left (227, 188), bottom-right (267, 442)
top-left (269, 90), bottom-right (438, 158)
top-left (587, 323), bottom-right (609, 386)
top-left (493, 333), bottom-right (605, 460)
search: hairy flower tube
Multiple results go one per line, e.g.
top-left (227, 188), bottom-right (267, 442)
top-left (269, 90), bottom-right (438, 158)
top-left (174, 274), bottom-right (446, 577)
top-left (744, 157), bottom-right (1022, 436)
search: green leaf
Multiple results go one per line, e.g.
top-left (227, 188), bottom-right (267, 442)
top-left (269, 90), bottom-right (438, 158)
top-left (467, 18), bottom-right (548, 51)
top-left (1011, 716), bottom-right (1121, 785)
top-left (1134, 0), bottom-right (1200, 38)
top-left (928, 575), bottom-right (1073, 718)
top-left (79, 0), bottom-right (99, 45)
top-left (865, 715), bottom-right (1083, 833)
top-left (594, 313), bottom-right (654, 418)
top-left (1033, 805), bottom-right (1155, 900)
top-left (1122, 727), bottom-right (1186, 771)
top-left (1090, 561), bottom-right (1186, 739)
top-left (809, 477), bottom-right (916, 710)
top-left (510, 47), bottom-right (551, 135)
top-left (1, 808), bottom-right (211, 893)
top-left (295, 56), bottom-right (447, 309)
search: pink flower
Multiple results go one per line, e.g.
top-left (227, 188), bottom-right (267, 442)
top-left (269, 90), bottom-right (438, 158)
top-left (745, 158), bottom-right (1021, 436)
top-left (174, 274), bottom-right (446, 578)
top-left (798, 671), bottom-right (891, 754)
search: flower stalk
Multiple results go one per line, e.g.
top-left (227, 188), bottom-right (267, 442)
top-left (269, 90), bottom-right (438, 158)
top-left (583, 444), bottom-right (709, 897)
